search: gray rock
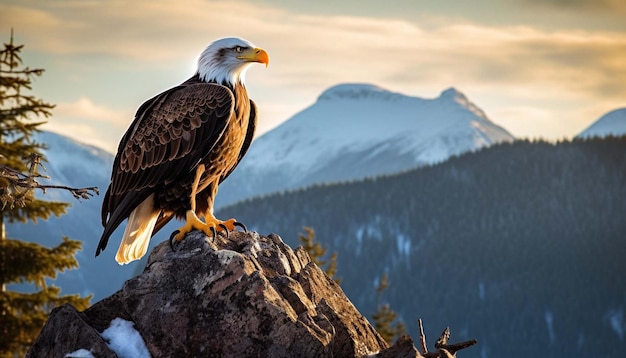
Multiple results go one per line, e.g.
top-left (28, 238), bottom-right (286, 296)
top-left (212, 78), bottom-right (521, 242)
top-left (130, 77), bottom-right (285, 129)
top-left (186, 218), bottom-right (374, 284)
top-left (26, 304), bottom-right (116, 358)
top-left (29, 231), bottom-right (421, 357)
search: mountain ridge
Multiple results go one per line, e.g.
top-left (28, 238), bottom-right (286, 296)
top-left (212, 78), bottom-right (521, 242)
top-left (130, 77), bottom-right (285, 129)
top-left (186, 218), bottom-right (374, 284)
top-left (216, 83), bottom-right (514, 208)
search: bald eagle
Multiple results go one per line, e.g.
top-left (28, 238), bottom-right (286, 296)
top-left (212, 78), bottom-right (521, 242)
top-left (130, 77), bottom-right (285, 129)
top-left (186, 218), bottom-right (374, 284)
top-left (96, 37), bottom-right (269, 264)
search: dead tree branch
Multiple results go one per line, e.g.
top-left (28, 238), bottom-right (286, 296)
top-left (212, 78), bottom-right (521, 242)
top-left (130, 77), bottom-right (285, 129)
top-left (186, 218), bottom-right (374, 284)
top-left (0, 153), bottom-right (99, 209)
top-left (418, 319), bottom-right (429, 354)
top-left (418, 319), bottom-right (477, 358)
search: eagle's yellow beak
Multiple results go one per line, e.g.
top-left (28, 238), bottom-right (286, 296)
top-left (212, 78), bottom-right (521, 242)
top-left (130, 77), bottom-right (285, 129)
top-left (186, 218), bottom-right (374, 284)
top-left (239, 47), bottom-right (269, 67)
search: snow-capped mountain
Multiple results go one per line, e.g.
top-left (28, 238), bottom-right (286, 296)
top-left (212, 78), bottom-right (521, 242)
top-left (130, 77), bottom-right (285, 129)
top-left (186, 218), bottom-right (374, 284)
top-left (6, 131), bottom-right (147, 301)
top-left (216, 83), bottom-right (514, 208)
top-left (577, 108), bottom-right (626, 139)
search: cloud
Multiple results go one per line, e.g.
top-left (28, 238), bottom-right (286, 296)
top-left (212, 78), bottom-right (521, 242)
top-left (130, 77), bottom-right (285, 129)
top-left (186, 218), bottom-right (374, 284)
top-left (1, 0), bottom-right (290, 63)
top-left (42, 97), bottom-right (132, 152)
top-left (3, 0), bottom-right (625, 146)
top-left (381, 24), bottom-right (626, 101)
top-left (54, 97), bottom-right (129, 125)
top-left (5, 0), bottom-right (624, 98)
top-left (519, 0), bottom-right (626, 13)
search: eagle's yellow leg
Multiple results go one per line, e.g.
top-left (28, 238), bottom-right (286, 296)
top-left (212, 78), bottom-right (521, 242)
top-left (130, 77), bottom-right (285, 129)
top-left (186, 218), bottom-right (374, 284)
top-left (172, 163), bottom-right (207, 242)
top-left (172, 212), bottom-right (242, 242)
top-left (171, 164), bottom-right (244, 242)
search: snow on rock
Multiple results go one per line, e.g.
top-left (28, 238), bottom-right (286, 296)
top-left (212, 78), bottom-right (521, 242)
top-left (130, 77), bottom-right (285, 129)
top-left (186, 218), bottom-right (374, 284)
top-left (577, 108), bottom-right (626, 139)
top-left (64, 349), bottom-right (95, 358)
top-left (217, 83), bottom-right (514, 208)
top-left (26, 304), bottom-right (116, 358)
top-left (100, 318), bottom-right (151, 358)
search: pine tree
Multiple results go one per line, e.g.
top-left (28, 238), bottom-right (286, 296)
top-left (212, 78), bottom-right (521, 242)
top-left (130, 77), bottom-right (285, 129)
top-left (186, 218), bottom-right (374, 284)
top-left (0, 30), bottom-right (91, 357)
top-left (372, 273), bottom-right (407, 345)
top-left (298, 227), bottom-right (340, 284)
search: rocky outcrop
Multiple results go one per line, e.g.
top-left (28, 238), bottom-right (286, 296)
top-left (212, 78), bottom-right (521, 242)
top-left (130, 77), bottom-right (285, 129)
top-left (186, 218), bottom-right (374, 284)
top-left (28, 231), bottom-right (411, 357)
top-left (28, 230), bottom-right (477, 357)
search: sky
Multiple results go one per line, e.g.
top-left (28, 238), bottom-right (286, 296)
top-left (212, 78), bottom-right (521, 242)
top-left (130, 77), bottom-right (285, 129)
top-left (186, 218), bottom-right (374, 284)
top-left (2, 0), bottom-right (626, 153)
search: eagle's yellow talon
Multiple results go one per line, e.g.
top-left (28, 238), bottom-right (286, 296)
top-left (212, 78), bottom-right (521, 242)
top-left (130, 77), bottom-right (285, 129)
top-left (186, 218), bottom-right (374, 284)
top-left (172, 210), bottom-right (211, 241)
top-left (172, 211), bottom-right (241, 244)
top-left (219, 218), bottom-right (238, 232)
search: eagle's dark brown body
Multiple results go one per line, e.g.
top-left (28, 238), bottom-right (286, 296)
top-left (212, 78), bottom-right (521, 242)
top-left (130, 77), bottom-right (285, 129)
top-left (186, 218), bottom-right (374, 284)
top-left (97, 75), bottom-right (256, 258)
top-left (152, 78), bottom-right (254, 227)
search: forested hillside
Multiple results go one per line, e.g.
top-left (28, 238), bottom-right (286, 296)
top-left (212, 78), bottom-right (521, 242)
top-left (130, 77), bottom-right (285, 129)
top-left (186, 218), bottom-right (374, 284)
top-left (218, 136), bottom-right (626, 357)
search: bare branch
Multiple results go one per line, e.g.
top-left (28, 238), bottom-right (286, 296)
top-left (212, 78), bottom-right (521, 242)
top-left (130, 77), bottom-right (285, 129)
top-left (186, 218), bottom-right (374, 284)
top-left (418, 320), bottom-right (477, 358)
top-left (434, 327), bottom-right (450, 348)
top-left (0, 154), bottom-right (99, 209)
top-left (418, 319), bottom-right (428, 355)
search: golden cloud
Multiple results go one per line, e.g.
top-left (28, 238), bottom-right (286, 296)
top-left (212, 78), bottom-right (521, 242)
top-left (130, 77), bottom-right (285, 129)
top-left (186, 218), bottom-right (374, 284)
top-left (43, 97), bottom-right (132, 152)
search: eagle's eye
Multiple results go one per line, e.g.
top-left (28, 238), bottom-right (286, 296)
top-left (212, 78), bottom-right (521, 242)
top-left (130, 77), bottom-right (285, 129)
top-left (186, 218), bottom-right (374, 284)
top-left (234, 46), bottom-right (244, 53)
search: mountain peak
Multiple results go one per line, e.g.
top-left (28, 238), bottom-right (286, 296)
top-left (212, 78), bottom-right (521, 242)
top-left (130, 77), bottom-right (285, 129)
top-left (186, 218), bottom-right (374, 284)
top-left (439, 87), bottom-right (468, 102)
top-left (437, 86), bottom-right (487, 118)
top-left (216, 82), bottom-right (514, 208)
top-left (577, 107), bottom-right (626, 139)
top-left (317, 83), bottom-right (401, 101)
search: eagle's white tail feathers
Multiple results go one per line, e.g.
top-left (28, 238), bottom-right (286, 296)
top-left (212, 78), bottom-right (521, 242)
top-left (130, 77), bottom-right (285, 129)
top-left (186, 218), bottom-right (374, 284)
top-left (115, 194), bottom-right (160, 265)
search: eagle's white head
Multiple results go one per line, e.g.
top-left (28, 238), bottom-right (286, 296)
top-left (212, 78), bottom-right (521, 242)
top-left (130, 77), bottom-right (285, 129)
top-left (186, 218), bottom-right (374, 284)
top-left (197, 37), bottom-right (269, 86)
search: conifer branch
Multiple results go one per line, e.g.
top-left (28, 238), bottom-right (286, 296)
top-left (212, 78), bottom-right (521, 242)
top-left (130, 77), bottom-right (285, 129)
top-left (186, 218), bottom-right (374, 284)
top-left (0, 68), bottom-right (45, 75)
top-left (0, 153), bottom-right (99, 209)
